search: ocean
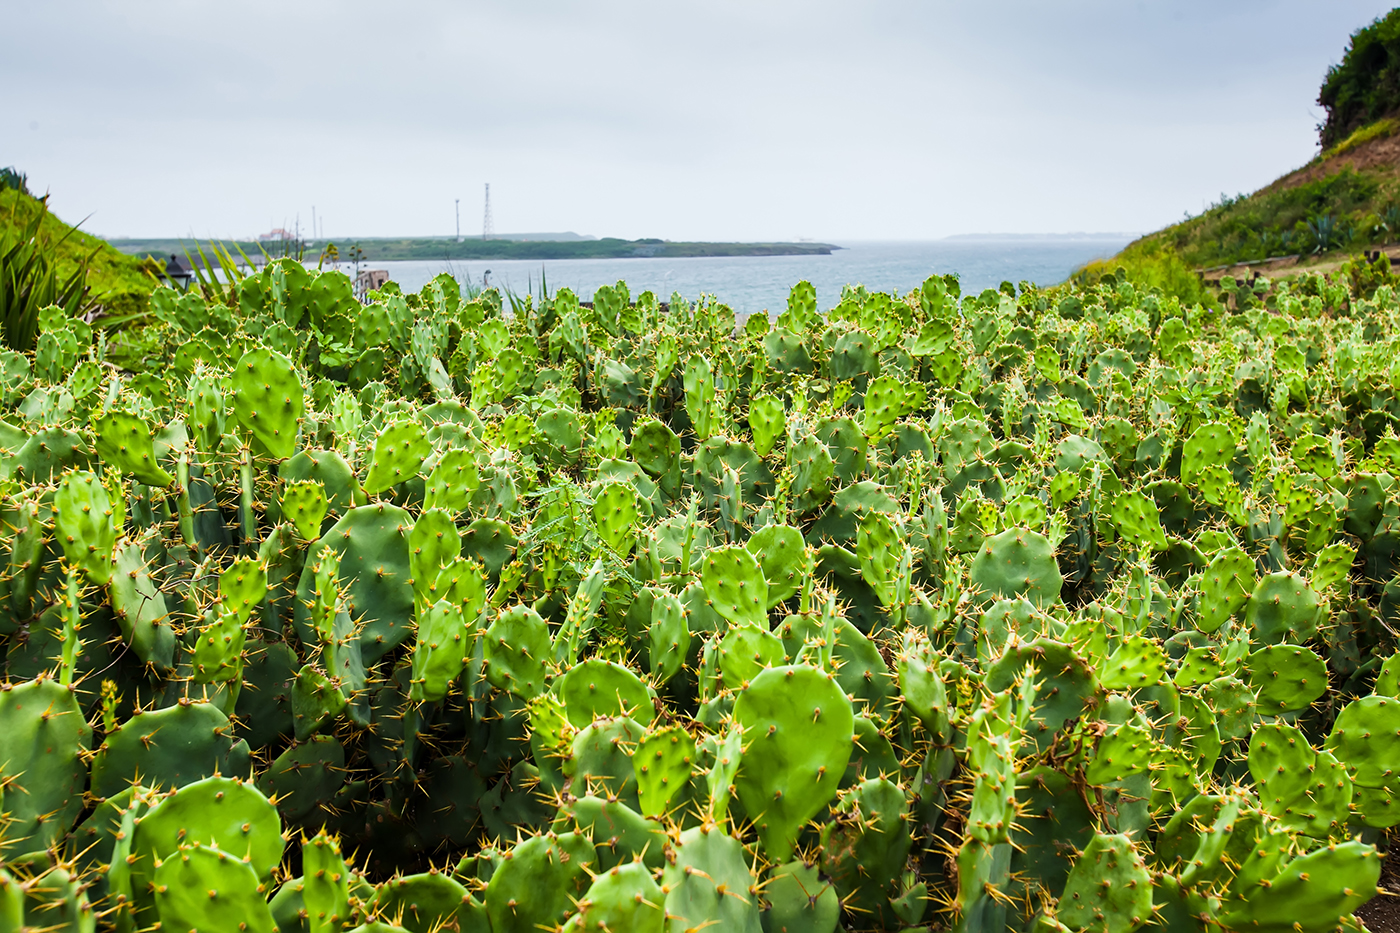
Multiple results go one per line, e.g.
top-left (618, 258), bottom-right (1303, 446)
top-left (328, 236), bottom-right (1134, 316)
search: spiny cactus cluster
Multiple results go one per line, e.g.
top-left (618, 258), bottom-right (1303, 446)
top-left (0, 260), bottom-right (1397, 933)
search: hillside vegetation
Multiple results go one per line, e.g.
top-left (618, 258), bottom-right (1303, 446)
top-left (1, 178), bottom-right (160, 319)
top-left (1089, 9), bottom-right (1400, 294)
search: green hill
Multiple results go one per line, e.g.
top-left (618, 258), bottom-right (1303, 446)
top-left (1086, 9), bottom-right (1400, 297)
top-left (1, 178), bottom-right (161, 319)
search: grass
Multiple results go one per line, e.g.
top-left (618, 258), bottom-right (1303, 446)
top-left (0, 188), bottom-right (161, 319)
top-left (1117, 167), bottom-right (1395, 270)
top-left (1323, 116), bottom-right (1400, 159)
top-left (1072, 243), bottom-right (1214, 306)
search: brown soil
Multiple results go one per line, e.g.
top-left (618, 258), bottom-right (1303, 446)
top-left (1195, 244), bottom-right (1399, 288)
top-left (1259, 122), bottom-right (1400, 196)
top-left (1360, 843), bottom-right (1400, 933)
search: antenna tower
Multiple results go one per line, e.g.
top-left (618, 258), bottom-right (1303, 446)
top-left (482, 183), bottom-right (494, 240)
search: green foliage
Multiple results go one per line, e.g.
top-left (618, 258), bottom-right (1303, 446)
top-left (1, 187), bottom-right (158, 342)
top-left (1319, 9), bottom-right (1400, 148)
top-left (0, 257), bottom-right (1394, 933)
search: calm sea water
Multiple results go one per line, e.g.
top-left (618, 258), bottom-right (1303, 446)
top-left (329, 237), bottom-right (1133, 316)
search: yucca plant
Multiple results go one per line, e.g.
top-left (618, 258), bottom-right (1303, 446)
top-left (1308, 213), bottom-right (1339, 253)
top-left (0, 194), bottom-right (94, 350)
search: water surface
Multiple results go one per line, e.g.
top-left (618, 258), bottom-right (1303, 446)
top-left (327, 237), bottom-right (1133, 315)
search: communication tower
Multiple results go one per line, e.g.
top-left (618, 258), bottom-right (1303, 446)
top-left (482, 183), bottom-right (494, 240)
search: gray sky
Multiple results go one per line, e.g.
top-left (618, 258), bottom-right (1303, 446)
top-left (5, 1), bottom-right (1392, 242)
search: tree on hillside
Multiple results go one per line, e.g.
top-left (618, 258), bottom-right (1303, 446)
top-left (1319, 8), bottom-right (1400, 147)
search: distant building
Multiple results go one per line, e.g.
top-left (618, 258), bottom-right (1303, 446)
top-left (356, 269), bottom-right (389, 300)
top-left (258, 228), bottom-right (295, 243)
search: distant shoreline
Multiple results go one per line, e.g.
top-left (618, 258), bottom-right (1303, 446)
top-left (106, 236), bottom-right (843, 262)
top-left (941, 232), bottom-right (1140, 242)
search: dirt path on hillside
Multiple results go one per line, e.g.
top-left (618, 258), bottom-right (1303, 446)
top-left (1196, 244), bottom-right (1400, 287)
top-left (1262, 131), bottom-right (1400, 196)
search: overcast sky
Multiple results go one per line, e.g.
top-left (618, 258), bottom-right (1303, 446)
top-left (4, 1), bottom-right (1392, 242)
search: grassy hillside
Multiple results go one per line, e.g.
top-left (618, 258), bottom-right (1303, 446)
top-left (1110, 134), bottom-right (1400, 273)
top-left (1084, 9), bottom-right (1400, 299)
top-left (1, 184), bottom-right (161, 317)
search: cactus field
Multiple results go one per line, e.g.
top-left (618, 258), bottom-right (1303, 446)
top-left (2, 261), bottom-right (1399, 933)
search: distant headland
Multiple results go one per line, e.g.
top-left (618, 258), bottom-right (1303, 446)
top-left (105, 235), bottom-right (844, 263)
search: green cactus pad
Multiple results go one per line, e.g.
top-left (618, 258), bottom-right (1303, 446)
top-left (570, 716), bottom-right (644, 806)
top-left (1246, 643), bottom-right (1327, 714)
top-left (282, 480), bottom-right (329, 541)
top-left (662, 825), bottom-right (762, 933)
top-left (108, 540), bottom-right (176, 668)
top-left (1195, 546), bottom-right (1254, 633)
top-left (748, 394), bottom-right (786, 457)
top-left (819, 777), bottom-right (911, 920)
top-left (705, 722), bottom-right (744, 822)
top-left (91, 700), bottom-right (234, 799)
top-left (718, 623), bottom-right (786, 690)
top-left (408, 507), bottom-right (461, 607)
top-left (1084, 717), bottom-right (1153, 786)
top-left (855, 510), bottom-right (903, 608)
top-left (301, 831), bottom-right (351, 933)
top-left (364, 420), bottom-right (432, 495)
top-left (1173, 645), bottom-right (1225, 687)
top-left (133, 775), bottom-right (283, 879)
top-left (232, 347), bottom-right (304, 460)
top-left (763, 859), bottom-right (839, 933)
top-left (1098, 635), bottom-right (1168, 691)
top-left (701, 543), bottom-right (769, 629)
top-left (1057, 833), bottom-right (1152, 933)
top-left (409, 598), bottom-right (470, 702)
top-left (896, 628), bottom-right (950, 739)
top-left (1108, 489), bottom-right (1169, 552)
top-left (746, 524), bottom-right (806, 608)
top-left (373, 872), bottom-right (476, 933)
top-left (732, 664), bottom-right (855, 863)
top-left (1249, 721), bottom-right (1353, 837)
top-left (1245, 571), bottom-right (1323, 645)
top-left (153, 843), bottom-right (276, 933)
top-left (1326, 694), bottom-right (1400, 790)
top-left (0, 678), bottom-right (91, 859)
top-left (461, 517), bottom-right (516, 579)
top-left (484, 833), bottom-right (594, 933)
top-left (592, 481), bottom-right (640, 555)
top-left (484, 605), bottom-right (550, 699)
top-left (261, 735), bottom-right (346, 825)
top-left (1218, 840), bottom-right (1379, 932)
top-left (295, 504), bottom-right (413, 663)
top-left (987, 638), bottom-right (1098, 750)
top-left (555, 658), bottom-right (655, 727)
top-left (647, 590), bottom-right (690, 685)
top-left (633, 724), bottom-right (695, 819)
top-left (292, 663), bottom-right (348, 739)
top-left (831, 618), bottom-right (900, 721)
top-left (93, 410), bottom-right (174, 486)
top-left (788, 433), bottom-right (835, 513)
top-left (280, 448), bottom-right (361, 517)
top-left (553, 795), bottom-right (666, 871)
top-left (969, 528), bottom-right (1062, 608)
top-left (564, 862), bottom-right (664, 933)
top-left (53, 469), bottom-right (117, 584)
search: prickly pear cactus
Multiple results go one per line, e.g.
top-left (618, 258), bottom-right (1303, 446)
top-left (3, 255), bottom-right (1398, 933)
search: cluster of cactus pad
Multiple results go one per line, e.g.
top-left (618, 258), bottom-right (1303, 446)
top-left (1, 259), bottom-right (1397, 933)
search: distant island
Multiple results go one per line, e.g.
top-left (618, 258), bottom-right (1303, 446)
top-left (106, 235), bottom-right (843, 263)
